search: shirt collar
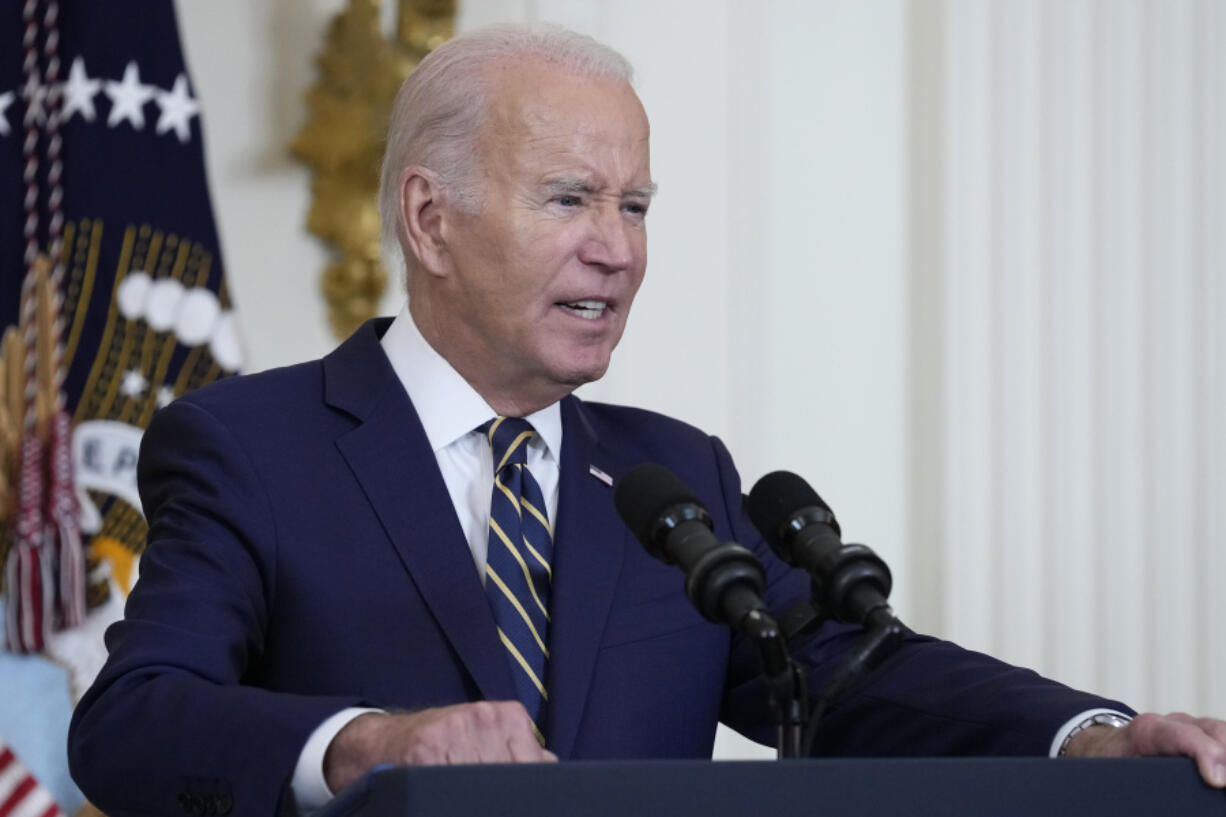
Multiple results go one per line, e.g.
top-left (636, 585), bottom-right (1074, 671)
top-left (379, 306), bottom-right (562, 460)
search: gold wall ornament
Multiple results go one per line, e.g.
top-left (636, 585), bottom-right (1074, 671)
top-left (292, 0), bottom-right (457, 340)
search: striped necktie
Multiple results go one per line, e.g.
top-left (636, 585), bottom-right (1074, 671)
top-left (480, 416), bottom-right (553, 737)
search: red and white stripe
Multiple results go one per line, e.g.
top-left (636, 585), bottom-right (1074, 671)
top-left (0, 741), bottom-right (63, 817)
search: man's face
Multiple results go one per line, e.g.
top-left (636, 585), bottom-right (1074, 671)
top-left (430, 60), bottom-right (653, 406)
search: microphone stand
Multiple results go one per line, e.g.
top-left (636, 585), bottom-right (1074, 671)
top-left (800, 595), bottom-right (906, 756)
top-left (739, 609), bottom-right (808, 759)
top-left (744, 473), bottom-right (910, 757)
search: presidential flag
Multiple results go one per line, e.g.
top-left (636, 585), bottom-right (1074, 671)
top-left (0, 2), bottom-right (241, 812)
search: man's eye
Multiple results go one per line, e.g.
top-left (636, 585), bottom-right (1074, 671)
top-left (622, 201), bottom-right (648, 217)
top-left (555, 195), bottom-right (582, 207)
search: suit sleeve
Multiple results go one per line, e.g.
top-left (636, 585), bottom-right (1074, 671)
top-left (68, 399), bottom-right (364, 817)
top-left (707, 436), bottom-right (1134, 756)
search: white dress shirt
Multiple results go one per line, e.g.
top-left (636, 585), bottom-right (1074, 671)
top-left (292, 308), bottom-right (1128, 810)
top-left (376, 305), bottom-right (562, 574)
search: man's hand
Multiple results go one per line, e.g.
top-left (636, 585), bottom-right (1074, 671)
top-left (323, 702), bottom-right (557, 794)
top-left (1064, 712), bottom-right (1226, 788)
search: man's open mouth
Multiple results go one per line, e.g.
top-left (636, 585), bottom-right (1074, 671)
top-left (558, 300), bottom-right (608, 320)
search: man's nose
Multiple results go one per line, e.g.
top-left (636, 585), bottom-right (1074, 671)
top-left (579, 205), bottom-right (636, 271)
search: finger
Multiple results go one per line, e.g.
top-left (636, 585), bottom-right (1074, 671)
top-left (478, 736), bottom-right (514, 763)
top-left (1194, 717), bottom-right (1226, 747)
top-left (506, 727), bottom-right (552, 762)
top-left (467, 702), bottom-right (514, 763)
top-left (442, 736), bottom-right (482, 766)
top-left (1153, 713), bottom-right (1226, 753)
top-left (495, 702), bottom-right (551, 763)
top-left (452, 710), bottom-right (489, 765)
top-left (1132, 714), bottom-right (1226, 787)
top-left (500, 716), bottom-right (554, 760)
top-left (427, 708), bottom-right (482, 765)
top-left (1188, 718), bottom-right (1226, 788)
top-left (1196, 744), bottom-right (1226, 789)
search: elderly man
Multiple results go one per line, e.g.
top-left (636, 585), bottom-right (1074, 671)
top-left (68, 23), bottom-right (1226, 817)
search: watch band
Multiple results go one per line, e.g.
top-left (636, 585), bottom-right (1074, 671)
top-left (1057, 712), bottom-right (1133, 757)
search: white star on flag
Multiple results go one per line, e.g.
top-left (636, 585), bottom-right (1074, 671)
top-left (120, 369), bottom-right (148, 398)
top-left (155, 74), bottom-right (199, 143)
top-left (0, 91), bottom-right (13, 136)
top-left (105, 61), bottom-right (155, 129)
top-left (156, 385), bottom-right (176, 408)
top-left (62, 56), bottom-right (102, 123)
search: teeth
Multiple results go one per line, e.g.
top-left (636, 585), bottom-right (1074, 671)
top-left (560, 300), bottom-right (607, 320)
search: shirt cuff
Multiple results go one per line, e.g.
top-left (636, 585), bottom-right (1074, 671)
top-left (1048, 707), bottom-right (1134, 757)
top-left (292, 707), bottom-right (385, 812)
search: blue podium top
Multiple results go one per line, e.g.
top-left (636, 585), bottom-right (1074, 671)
top-left (318, 757), bottom-right (1225, 817)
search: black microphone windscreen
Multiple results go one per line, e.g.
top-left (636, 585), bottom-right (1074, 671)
top-left (747, 471), bottom-right (831, 545)
top-left (613, 463), bottom-right (701, 546)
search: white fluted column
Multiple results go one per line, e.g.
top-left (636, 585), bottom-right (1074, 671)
top-left (909, 0), bottom-right (1226, 716)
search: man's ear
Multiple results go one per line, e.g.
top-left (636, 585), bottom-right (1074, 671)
top-left (398, 167), bottom-right (450, 277)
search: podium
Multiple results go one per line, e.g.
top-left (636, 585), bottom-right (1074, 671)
top-left (317, 758), bottom-right (1225, 816)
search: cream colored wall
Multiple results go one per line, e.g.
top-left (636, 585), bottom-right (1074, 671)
top-left (907, 0), bottom-right (1226, 721)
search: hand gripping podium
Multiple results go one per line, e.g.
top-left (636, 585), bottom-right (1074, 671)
top-left (317, 758), bottom-right (1225, 817)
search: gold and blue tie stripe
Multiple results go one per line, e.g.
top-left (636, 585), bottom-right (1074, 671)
top-left (480, 417), bottom-right (552, 737)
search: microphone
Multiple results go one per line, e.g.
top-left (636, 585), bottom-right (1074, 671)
top-left (616, 463), bottom-right (810, 758)
top-left (748, 471), bottom-right (907, 754)
top-left (614, 463), bottom-right (769, 631)
top-left (747, 471), bottom-right (894, 628)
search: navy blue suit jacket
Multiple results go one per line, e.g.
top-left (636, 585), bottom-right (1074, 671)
top-left (68, 320), bottom-right (1129, 817)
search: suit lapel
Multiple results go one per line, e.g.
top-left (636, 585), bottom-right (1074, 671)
top-left (545, 396), bottom-right (629, 757)
top-left (325, 323), bottom-right (516, 705)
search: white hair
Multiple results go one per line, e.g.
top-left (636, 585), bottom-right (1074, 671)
top-left (377, 23), bottom-right (635, 257)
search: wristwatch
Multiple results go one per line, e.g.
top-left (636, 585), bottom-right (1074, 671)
top-left (1057, 712), bottom-right (1133, 757)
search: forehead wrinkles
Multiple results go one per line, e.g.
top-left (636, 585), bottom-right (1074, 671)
top-left (478, 63), bottom-right (650, 186)
top-left (487, 114), bottom-right (646, 190)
